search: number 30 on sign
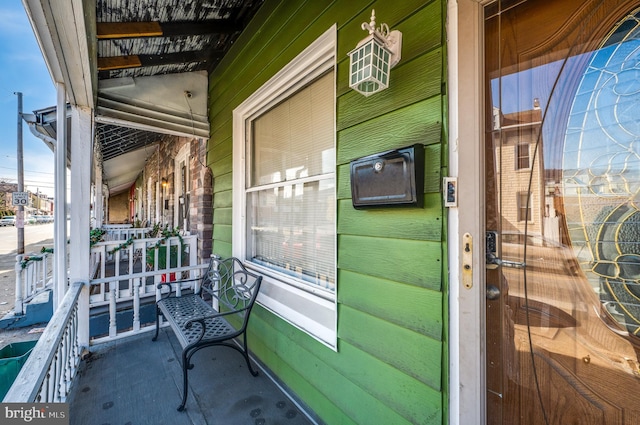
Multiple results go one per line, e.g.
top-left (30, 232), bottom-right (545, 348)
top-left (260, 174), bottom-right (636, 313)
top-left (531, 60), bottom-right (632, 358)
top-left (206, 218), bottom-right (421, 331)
top-left (12, 191), bottom-right (28, 206)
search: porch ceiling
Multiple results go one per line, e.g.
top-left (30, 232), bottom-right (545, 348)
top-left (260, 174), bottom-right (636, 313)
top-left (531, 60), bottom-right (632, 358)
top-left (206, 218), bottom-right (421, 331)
top-left (97, 124), bottom-right (164, 196)
top-left (94, 0), bottom-right (264, 140)
top-left (102, 145), bottom-right (156, 195)
top-left (24, 0), bottom-right (265, 196)
top-left (95, 0), bottom-right (263, 81)
top-left (96, 124), bottom-right (165, 162)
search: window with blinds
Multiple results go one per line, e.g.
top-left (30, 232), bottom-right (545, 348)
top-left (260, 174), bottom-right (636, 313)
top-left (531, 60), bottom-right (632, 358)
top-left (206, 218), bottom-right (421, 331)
top-left (245, 72), bottom-right (336, 293)
top-left (517, 191), bottom-right (532, 222)
top-left (515, 143), bottom-right (530, 170)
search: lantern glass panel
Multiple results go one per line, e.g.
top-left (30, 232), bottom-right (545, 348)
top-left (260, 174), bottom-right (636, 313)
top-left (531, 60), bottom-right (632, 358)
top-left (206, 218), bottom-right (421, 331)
top-left (348, 36), bottom-right (392, 96)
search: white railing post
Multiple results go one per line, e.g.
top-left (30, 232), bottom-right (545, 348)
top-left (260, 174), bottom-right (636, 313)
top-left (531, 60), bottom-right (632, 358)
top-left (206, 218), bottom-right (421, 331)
top-left (175, 237), bottom-right (181, 298)
top-left (189, 237), bottom-right (198, 280)
top-left (211, 255), bottom-right (220, 311)
top-left (77, 282), bottom-right (90, 351)
top-left (54, 350), bottom-right (63, 402)
top-left (47, 363), bottom-right (55, 402)
top-left (63, 316), bottom-right (72, 395)
top-left (133, 278), bottom-right (140, 331)
top-left (27, 264), bottom-right (34, 299)
top-left (14, 255), bottom-right (24, 315)
top-left (128, 246), bottom-right (134, 296)
top-left (99, 245), bottom-right (106, 301)
top-left (109, 287), bottom-right (117, 338)
top-left (34, 257), bottom-right (40, 296)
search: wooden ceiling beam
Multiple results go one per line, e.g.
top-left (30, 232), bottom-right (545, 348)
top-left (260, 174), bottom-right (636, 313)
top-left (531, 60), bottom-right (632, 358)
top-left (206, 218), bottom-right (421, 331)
top-left (97, 50), bottom-right (223, 71)
top-left (98, 55), bottom-right (142, 71)
top-left (97, 22), bottom-right (162, 39)
top-left (97, 20), bottom-right (242, 39)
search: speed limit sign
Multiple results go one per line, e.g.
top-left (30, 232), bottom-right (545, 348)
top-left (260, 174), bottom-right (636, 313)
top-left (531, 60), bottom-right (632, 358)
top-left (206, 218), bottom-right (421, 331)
top-left (11, 192), bottom-right (28, 206)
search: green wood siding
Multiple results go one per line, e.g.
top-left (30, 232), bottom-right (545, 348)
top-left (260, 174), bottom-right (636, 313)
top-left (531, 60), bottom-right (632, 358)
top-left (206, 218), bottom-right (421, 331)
top-left (207, 0), bottom-right (447, 423)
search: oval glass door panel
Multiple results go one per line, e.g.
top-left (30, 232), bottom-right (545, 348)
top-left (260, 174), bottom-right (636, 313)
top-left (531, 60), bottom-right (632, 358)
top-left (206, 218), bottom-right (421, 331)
top-left (563, 7), bottom-right (640, 338)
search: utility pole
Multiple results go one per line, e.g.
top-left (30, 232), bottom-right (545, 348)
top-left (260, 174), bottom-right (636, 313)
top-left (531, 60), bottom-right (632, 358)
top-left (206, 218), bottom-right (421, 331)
top-left (15, 92), bottom-right (24, 254)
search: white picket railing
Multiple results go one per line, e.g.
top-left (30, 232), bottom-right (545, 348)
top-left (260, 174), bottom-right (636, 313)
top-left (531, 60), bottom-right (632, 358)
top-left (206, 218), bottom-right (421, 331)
top-left (14, 248), bottom-right (54, 315)
top-left (89, 234), bottom-right (198, 304)
top-left (3, 236), bottom-right (209, 402)
top-left (102, 226), bottom-right (151, 241)
top-left (3, 281), bottom-right (84, 403)
top-left (91, 263), bottom-right (209, 343)
top-left (88, 234), bottom-right (206, 342)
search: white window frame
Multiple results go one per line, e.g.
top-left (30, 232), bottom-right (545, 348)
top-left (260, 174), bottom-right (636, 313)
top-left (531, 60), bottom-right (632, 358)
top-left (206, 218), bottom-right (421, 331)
top-left (232, 25), bottom-right (338, 349)
top-left (515, 142), bottom-right (531, 170)
top-left (517, 191), bottom-right (533, 222)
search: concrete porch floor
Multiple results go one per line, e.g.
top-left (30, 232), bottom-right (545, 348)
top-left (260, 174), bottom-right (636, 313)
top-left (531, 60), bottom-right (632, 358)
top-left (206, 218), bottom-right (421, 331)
top-left (68, 329), bottom-right (317, 425)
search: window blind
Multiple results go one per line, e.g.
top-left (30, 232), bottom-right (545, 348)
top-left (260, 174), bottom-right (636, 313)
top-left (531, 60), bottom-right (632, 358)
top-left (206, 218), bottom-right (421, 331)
top-left (247, 72), bottom-right (336, 291)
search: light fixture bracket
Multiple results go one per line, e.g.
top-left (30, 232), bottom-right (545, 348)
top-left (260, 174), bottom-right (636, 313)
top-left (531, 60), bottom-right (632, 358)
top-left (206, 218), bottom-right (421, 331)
top-left (359, 10), bottom-right (402, 67)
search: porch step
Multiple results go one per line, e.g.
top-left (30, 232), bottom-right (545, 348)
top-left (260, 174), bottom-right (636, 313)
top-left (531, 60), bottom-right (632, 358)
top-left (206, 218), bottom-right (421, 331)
top-left (0, 290), bottom-right (53, 330)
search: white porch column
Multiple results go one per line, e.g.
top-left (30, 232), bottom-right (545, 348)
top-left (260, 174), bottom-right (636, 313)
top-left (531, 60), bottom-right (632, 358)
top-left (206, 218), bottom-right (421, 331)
top-left (54, 83), bottom-right (68, 310)
top-left (155, 181), bottom-right (161, 224)
top-left (103, 183), bottom-right (109, 223)
top-left (69, 105), bottom-right (93, 348)
top-left (94, 159), bottom-right (104, 228)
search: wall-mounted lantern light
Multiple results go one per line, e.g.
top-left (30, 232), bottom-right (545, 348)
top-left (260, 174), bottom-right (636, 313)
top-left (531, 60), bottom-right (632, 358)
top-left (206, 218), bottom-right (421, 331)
top-left (161, 178), bottom-right (168, 188)
top-left (348, 9), bottom-right (403, 97)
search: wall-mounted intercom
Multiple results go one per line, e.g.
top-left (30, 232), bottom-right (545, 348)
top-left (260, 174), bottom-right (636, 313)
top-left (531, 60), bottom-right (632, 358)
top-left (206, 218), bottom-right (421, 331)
top-left (443, 177), bottom-right (458, 207)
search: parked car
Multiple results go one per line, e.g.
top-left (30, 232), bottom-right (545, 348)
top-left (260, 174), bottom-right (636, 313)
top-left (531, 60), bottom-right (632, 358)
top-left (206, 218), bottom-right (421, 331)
top-left (35, 215), bottom-right (51, 224)
top-left (0, 216), bottom-right (16, 226)
top-left (25, 216), bottom-right (36, 225)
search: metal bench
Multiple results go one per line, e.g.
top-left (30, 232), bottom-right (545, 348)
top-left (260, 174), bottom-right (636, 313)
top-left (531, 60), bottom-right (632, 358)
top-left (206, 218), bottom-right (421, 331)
top-left (152, 255), bottom-right (263, 411)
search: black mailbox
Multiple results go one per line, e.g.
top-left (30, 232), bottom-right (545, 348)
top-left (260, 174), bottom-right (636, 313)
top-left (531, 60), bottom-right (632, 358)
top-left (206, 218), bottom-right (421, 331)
top-left (350, 144), bottom-right (424, 208)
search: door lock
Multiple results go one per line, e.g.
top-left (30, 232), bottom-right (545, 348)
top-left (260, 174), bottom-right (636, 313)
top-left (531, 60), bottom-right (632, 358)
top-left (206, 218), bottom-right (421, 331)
top-left (485, 231), bottom-right (526, 269)
top-left (462, 233), bottom-right (473, 289)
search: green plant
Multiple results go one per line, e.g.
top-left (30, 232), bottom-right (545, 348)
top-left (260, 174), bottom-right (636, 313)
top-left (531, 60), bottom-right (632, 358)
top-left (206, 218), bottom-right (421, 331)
top-left (146, 222), bottom-right (164, 238)
top-left (150, 244), bottom-right (183, 268)
top-left (90, 228), bottom-right (106, 246)
top-left (145, 225), bottom-right (187, 269)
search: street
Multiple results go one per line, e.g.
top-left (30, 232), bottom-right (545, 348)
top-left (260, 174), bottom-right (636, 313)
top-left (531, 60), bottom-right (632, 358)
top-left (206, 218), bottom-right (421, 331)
top-left (0, 222), bottom-right (54, 255)
top-left (0, 223), bottom-right (54, 317)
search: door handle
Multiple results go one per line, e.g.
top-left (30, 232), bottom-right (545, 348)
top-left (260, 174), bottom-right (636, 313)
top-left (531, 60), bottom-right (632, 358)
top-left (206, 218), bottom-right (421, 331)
top-left (486, 253), bottom-right (526, 269)
top-left (486, 284), bottom-right (500, 300)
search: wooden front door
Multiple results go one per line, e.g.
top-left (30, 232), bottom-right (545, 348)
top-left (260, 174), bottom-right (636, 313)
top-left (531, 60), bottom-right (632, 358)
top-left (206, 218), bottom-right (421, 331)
top-left (484, 1), bottom-right (640, 423)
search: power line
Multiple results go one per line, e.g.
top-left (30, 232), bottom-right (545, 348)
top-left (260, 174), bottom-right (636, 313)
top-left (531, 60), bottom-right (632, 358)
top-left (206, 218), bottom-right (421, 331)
top-left (0, 177), bottom-right (57, 188)
top-left (0, 165), bottom-right (54, 175)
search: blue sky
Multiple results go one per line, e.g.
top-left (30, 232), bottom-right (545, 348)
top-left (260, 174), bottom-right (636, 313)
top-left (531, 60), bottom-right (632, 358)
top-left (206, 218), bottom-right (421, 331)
top-left (0, 1), bottom-right (56, 197)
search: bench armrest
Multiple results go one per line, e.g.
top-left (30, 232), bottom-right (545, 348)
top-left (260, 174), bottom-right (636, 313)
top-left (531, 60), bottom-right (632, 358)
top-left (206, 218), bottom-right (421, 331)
top-left (156, 275), bottom-right (203, 299)
top-left (156, 282), bottom-right (173, 299)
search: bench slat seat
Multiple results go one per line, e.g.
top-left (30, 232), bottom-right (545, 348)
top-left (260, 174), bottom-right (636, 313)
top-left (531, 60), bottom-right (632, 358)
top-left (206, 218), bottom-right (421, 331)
top-left (152, 256), bottom-right (262, 412)
top-left (157, 296), bottom-right (237, 348)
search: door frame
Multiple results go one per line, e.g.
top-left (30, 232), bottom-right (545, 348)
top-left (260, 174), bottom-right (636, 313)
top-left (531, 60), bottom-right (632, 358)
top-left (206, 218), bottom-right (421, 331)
top-left (448, 1), bottom-right (489, 424)
top-left (173, 142), bottom-right (190, 229)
